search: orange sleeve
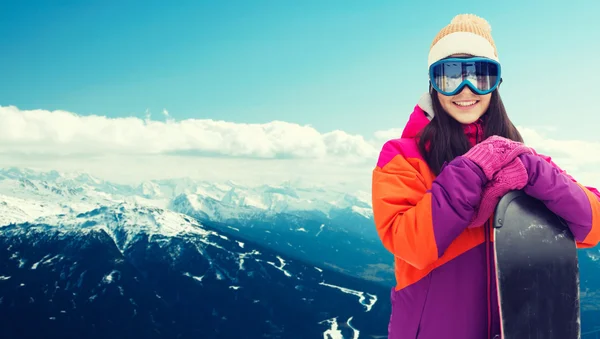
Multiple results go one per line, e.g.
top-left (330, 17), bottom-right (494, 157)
top-left (371, 155), bottom-right (438, 270)
top-left (575, 183), bottom-right (600, 249)
top-left (372, 139), bottom-right (488, 270)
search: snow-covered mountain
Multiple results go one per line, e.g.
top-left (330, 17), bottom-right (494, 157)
top-left (0, 203), bottom-right (390, 338)
top-left (166, 181), bottom-right (373, 220)
top-left (0, 167), bottom-right (374, 230)
top-left (0, 167), bottom-right (394, 286)
top-left (0, 167), bottom-right (373, 219)
top-left (0, 166), bottom-right (395, 338)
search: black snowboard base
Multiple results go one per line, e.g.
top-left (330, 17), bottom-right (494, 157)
top-left (493, 190), bottom-right (580, 339)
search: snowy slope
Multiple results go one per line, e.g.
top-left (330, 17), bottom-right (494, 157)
top-left (0, 200), bottom-right (389, 338)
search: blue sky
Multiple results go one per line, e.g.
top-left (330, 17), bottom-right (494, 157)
top-left (1, 0), bottom-right (600, 192)
top-left (2, 0), bottom-right (599, 139)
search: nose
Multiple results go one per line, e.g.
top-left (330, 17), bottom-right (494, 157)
top-left (458, 86), bottom-right (475, 95)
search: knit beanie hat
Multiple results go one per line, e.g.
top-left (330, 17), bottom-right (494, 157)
top-left (428, 14), bottom-right (499, 68)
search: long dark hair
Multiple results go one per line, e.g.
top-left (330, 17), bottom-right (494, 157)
top-left (417, 86), bottom-right (523, 175)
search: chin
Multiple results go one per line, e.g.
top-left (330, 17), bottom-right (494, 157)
top-left (453, 113), bottom-right (482, 125)
top-left (449, 111), bottom-right (485, 125)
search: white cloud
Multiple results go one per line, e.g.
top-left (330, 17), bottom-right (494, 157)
top-left (0, 105), bottom-right (599, 193)
top-left (518, 126), bottom-right (600, 166)
top-left (517, 126), bottom-right (600, 190)
top-left (0, 106), bottom-right (379, 161)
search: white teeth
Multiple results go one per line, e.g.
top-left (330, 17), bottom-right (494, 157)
top-left (454, 101), bottom-right (477, 107)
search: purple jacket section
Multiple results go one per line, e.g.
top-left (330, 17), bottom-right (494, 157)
top-left (430, 156), bottom-right (488, 258)
top-left (388, 243), bottom-right (500, 339)
top-left (519, 153), bottom-right (593, 242)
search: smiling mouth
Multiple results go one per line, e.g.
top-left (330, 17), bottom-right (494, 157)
top-left (453, 100), bottom-right (479, 107)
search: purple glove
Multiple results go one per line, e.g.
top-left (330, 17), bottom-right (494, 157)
top-left (463, 135), bottom-right (533, 180)
top-left (468, 156), bottom-right (529, 228)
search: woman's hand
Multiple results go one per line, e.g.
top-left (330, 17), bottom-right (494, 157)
top-left (468, 156), bottom-right (528, 228)
top-left (463, 135), bottom-right (533, 180)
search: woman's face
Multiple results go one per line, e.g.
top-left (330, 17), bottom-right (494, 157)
top-left (437, 86), bottom-right (491, 124)
top-left (434, 53), bottom-right (492, 124)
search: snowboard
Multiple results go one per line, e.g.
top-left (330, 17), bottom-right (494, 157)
top-left (493, 190), bottom-right (580, 339)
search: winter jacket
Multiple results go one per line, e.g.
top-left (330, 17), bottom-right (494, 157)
top-left (371, 95), bottom-right (600, 339)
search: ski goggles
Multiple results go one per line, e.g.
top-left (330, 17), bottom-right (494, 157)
top-left (429, 57), bottom-right (501, 96)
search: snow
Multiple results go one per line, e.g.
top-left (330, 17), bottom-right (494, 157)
top-left (138, 181), bottom-right (162, 197)
top-left (316, 224), bottom-right (325, 237)
top-left (238, 250), bottom-right (261, 270)
top-left (0, 194), bottom-right (67, 227)
top-left (0, 167), bottom-right (381, 337)
top-left (351, 206), bottom-right (372, 218)
top-left (102, 270), bottom-right (120, 284)
top-left (159, 174), bottom-right (374, 221)
top-left (319, 281), bottom-right (377, 312)
top-left (183, 272), bottom-right (204, 282)
top-left (320, 317), bottom-right (343, 339)
top-left (29, 254), bottom-right (61, 270)
top-left (347, 317), bottom-right (360, 339)
top-left (183, 193), bottom-right (205, 213)
top-left (587, 251), bottom-right (600, 261)
top-left (264, 256), bottom-right (292, 278)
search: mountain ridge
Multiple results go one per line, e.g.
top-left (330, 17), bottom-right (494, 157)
top-left (0, 200), bottom-right (390, 338)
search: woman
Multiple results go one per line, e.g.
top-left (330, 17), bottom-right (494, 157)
top-left (371, 13), bottom-right (600, 339)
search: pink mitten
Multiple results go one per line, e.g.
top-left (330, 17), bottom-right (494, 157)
top-left (463, 135), bottom-right (533, 180)
top-left (468, 156), bottom-right (529, 228)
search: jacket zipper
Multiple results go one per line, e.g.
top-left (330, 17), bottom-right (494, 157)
top-left (485, 219), bottom-right (492, 339)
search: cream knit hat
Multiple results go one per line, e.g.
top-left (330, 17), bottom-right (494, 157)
top-left (428, 14), bottom-right (499, 68)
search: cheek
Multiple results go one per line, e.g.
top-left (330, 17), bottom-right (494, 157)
top-left (480, 96), bottom-right (492, 111)
top-left (437, 93), bottom-right (453, 111)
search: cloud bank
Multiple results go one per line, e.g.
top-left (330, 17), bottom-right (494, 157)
top-left (1, 105), bottom-right (598, 192)
top-left (0, 106), bottom-right (379, 161)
